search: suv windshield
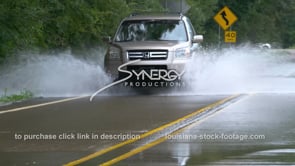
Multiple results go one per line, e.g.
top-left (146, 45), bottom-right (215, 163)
top-left (115, 20), bottom-right (187, 42)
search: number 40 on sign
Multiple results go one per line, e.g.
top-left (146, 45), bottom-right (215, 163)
top-left (224, 31), bottom-right (236, 43)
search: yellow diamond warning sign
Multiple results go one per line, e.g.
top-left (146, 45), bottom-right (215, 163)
top-left (214, 6), bottom-right (238, 30)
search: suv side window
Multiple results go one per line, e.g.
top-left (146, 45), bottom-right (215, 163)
top-left (185, 17), bottom-right (196, 40)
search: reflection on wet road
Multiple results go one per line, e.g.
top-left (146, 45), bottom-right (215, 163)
top-left (0, 94), bottom-right (295, 165)
top-left (0, 95), bottom-right (227, 165)
top-left (121, 94), bottom-right (295, 165)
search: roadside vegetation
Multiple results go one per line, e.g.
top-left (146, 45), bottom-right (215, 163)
top-left (0, 0), bottom-right (294, 104)
top-left (0, 89), bottom-right (33, 104)
top-left (0, 0), bottom-right (294, 63)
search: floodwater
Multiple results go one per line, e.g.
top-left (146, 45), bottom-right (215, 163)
top-left (0, 47), bottom-right (295, 97)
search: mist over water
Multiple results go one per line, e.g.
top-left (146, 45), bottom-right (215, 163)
top-left (184, 46), bottom-right (295, 95)
top-left (0, 46), bottom-right (294, 98)
top-left (0, 52), bottom-right (111, 97)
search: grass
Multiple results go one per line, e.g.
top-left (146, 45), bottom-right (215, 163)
top-left (0, 89), bottom-right (34, 103)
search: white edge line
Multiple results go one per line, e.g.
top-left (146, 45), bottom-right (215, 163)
top-left (0, 96), bottom-right (87, 115)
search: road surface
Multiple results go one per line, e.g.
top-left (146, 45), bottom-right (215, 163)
top-left (1, 93), bottom-right (295, 165)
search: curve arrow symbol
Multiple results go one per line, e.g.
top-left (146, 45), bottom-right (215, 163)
top-left (220, 11), bottom-right (229, 26)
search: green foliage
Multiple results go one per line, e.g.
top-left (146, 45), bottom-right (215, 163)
top-left (277, 0), bottom-right (295, 48)
top-left (0, 1), bottom-right (45, 60)
top-left (0, 0), bottom-right (166, 61)
top-left (201, 0), bottom-right (295, 47)
top-left (186, 0), bottom-right (219, 46)
top-left (40, 0), bottom-right (130, 49)
top-left (186, 0), bottom-right (218, 34)
top-left (0, 0), bottom-right (294, 61)
top-left (0, 89), bottom-right (33, 103)
top-left (126, 0), bottom-right (165, 12)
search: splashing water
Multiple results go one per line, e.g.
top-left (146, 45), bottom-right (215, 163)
top-left (184, 46), bottom-right (295, 95)
top-left (0, 52), bottom-right (111, 97)
top-left (0, 47), bottom-right (294, 98)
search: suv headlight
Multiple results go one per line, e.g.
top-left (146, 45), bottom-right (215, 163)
top-left (108, 46), bottom-right (121, 59)
top-left (175, 47), bottom-right (190, 59)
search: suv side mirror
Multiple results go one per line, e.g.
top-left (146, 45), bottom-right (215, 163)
top-left (193, 35), bottom-right (203, 43)
top-left (103, 36), bottom-right (112, 43)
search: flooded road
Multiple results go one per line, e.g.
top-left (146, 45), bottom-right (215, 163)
top-left (120, 94), bottom-right (295, 166)
top-left (0, 95), bottom-right (227, 165)
top-left (0, 94), bottom-right (294, 165)
top-left (0, 48), bottom-right (295, 165)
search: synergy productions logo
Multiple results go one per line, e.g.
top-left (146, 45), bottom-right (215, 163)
top-left (90, 59), bottom-right (185, 101)
top-left (122, 62), bottom-right (185, 88)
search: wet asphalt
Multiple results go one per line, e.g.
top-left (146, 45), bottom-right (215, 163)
top-left (0, 93), bottom-right (294, 165)
top-left (120, 94), bottom-right (295, 166)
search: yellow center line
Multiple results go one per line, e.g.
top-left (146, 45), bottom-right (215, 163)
top-left (0, 96), bottom-right (87, 115)
top-left (100, 128), bottom-right (185, 166)
top-left (99, 94), bottom-right (246, 166)
top-left (64, 94), bottom-right (241, 166)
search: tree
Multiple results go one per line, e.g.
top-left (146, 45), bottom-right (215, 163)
top-left (126, 0), bottom-right (165, 13)
top-left (203, 0), bottom-right (295, 48)
top-left (1, 0), bottom-right (295, 62)
top-left (0, 1), bottom-right (45, 60)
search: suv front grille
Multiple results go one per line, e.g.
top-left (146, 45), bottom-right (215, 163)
top-left (127, 65), bottom-right (167, 71)
top-left (128, 50), bottom-right (168, 60)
